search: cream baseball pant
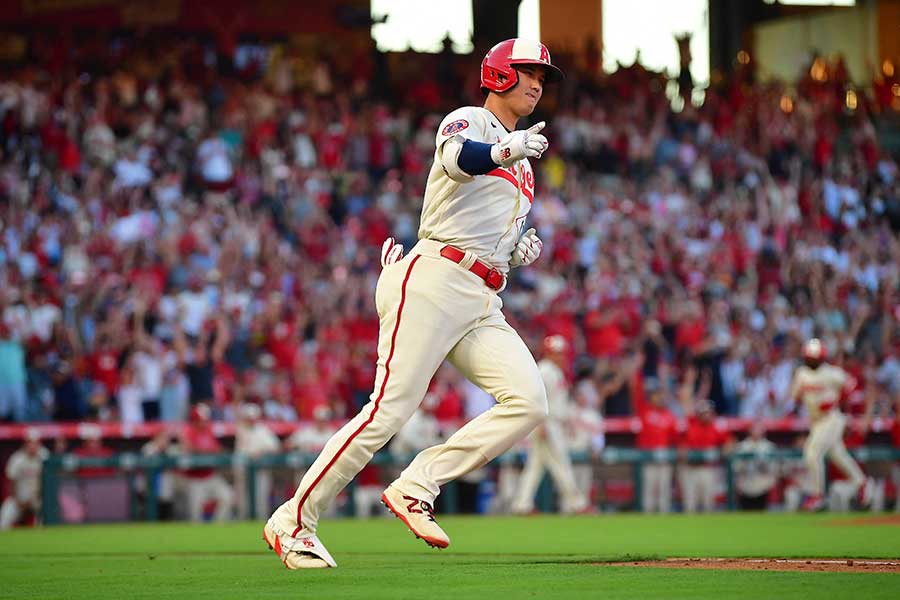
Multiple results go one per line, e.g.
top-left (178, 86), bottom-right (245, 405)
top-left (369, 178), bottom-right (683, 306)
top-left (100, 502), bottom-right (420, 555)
top-left (0, 497), bottom-right (37, 529)
top-left (186, 474), bottom-right (234, 522)
top-left (641, 461), bottom-right (673, 513)
top-left (679, 464), bottom-right (718, 513)
top-left (270, 240), bottom-right (548, 538)
top-left (803, 411), bottom-right (865, 497)
top-left (511, 422), bottom-right (587, 514)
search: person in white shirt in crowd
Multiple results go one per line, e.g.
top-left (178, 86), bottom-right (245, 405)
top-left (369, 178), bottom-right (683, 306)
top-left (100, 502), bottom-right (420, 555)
top-left (117, 359), bottom-right (144, 425)
top-left (196, 130), bottom-right (234, 191)
top-left (733, 421), bottom-right (778, 510)
top-left (1, 429), bottom-right (48, 529)
top-left (132, 301), bottom-right (165, 420)
top-left (512, 336), bottom-right (588, 515)
top-left (234, 403), bottom-right (281, 519)
top-left (738, 359), bottom-right (778, 419)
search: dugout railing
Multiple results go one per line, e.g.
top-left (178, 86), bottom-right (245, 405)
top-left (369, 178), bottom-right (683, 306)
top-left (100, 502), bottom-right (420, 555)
top-left (39, 447), bottom-right (900, 523)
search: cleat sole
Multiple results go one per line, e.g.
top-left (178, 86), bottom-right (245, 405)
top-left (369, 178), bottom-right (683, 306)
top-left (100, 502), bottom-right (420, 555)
top-left (380, 497), bottom-right (448, 549)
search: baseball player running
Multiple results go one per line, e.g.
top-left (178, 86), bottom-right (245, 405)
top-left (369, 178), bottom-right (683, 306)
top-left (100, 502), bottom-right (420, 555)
top-left (790, 339), bottom-right (873, 511)
top-left (263, 39), bottom-right (563, 569)
top-left (511, 335), bottom-right (589, 514)
top-left (0, 430), bottom-right (48, 529)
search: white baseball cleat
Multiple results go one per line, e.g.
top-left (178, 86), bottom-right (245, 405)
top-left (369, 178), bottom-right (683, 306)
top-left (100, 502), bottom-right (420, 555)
top-left (262, 523), bottom-right (337, 569)
top-left (381, 485), bottom-right (450, 549)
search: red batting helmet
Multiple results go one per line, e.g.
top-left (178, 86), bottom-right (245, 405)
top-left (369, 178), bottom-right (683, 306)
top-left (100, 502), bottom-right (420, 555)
top-left (481, 38), bottom-right (564, 94)
top-left (803, 338), bottom-right (826, 361)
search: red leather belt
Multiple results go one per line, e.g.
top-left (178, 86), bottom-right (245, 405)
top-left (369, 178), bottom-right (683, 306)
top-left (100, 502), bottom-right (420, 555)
top-left (439, 245), bottom-right (505, 290)
top-left (819, 402), bottom-right (835, 413)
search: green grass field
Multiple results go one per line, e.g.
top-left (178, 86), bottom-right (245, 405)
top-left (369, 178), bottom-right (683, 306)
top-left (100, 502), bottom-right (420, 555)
top-left (2, 514), bottom-right (899, 599)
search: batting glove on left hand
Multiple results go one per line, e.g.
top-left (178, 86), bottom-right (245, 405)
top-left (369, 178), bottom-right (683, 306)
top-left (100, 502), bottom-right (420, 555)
top-left (381, 237), bottom-right (404, 268)
top-left (491, 122), bottom-right (549, 168)
top-left (509, 228), bottom-right (543, 268)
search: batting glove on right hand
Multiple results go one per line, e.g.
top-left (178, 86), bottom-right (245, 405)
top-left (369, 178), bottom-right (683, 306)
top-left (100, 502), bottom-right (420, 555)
top-left (381, 237), bottom-right (404, 268)
top-left (491, 121), bottom-right (549, 168)
top-left (509, 228), bottom-right (543, 268)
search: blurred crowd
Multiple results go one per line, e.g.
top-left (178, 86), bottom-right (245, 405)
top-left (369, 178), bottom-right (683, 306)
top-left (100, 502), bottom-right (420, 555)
top-left (1, 29), bottom-right (900, 436)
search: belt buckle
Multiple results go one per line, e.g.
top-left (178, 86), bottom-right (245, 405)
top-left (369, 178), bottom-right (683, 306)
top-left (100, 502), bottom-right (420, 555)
top-left (485, 268), bottom-right (504, 291)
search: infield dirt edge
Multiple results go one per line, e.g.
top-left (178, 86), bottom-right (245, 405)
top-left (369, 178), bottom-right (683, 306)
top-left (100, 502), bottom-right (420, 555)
top-left (606, 558), bottom-right (900, 573)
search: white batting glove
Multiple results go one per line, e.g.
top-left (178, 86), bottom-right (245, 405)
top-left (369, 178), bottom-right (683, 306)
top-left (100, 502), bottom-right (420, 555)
top-left (509, 228), bottom-right (543, 268)
top-left (491, 121), bottom-right (549, 168)
top-left (381, 237), bottom-right (404, 268)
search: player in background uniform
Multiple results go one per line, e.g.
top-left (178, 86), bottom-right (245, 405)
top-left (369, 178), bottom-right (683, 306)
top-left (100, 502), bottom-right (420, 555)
top-left (677, 368), bottom-right (733, 513)
top-left (141, 429), bottom-right (179, 521)
top-left (264, 39), bottom-right (563, 569)
top-left (569, 381), bottom-right (605, 507)
top-left (790, 338), bottom-right (873, 511)
top-left (732, 421), bottom-right (777, 510)
top-left (511, 336), bottom-right (589, 514)
top-left (632, 375), bottom-right (679, 513)
top-left (0, 430), bottom-right (48, 529)
top-left (234, 403), bottom-right (280, 519)
top-left (180, 403), bottom-right (234, 522)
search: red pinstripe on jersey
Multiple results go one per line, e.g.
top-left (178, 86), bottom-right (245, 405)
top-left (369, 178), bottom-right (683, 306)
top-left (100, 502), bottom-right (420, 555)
top-left (292, 255), bottom-right (422, 536)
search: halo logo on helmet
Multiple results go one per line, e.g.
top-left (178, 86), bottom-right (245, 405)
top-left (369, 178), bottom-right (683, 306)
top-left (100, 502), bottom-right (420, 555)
top-left (480, 38), bottom-right (564, 94)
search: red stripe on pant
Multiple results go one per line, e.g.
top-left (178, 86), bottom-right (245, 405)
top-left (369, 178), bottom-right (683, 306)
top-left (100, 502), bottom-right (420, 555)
top-left (292, 255), bottom-right (421, 536)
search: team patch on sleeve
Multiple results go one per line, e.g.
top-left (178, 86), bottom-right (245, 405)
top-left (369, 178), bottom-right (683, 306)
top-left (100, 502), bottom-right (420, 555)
top-left (441, 119), bottom-right (469, 136)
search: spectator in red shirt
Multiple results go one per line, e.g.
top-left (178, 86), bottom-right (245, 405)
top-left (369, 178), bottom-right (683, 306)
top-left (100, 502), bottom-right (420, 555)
top-left (632, 374), bottom-right (678, 513)
top-left (88, 333), bottom-right (121, 398)
top-left (179, 404), bottom-right (233, 522)
top-left (678, 368), bottom-right (733, 513)
top-left (74, 424), bottom-right (115, 478)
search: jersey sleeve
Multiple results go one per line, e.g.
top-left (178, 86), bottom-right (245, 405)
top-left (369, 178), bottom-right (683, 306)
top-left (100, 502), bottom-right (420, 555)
top-left (835, 367), bottom-right (855, 392)
top-left (435, 107), bottom-right (491, 148)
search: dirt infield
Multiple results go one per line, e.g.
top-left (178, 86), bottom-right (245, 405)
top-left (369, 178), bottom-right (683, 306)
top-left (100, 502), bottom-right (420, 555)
top-left (827, 515), bottom-right (900, 527)
top-left (607, 558), bottom-right (900, 573)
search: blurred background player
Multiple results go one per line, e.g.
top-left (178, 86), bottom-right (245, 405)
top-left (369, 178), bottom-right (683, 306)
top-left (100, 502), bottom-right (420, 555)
top-left (234, 403), bottom-right (280, 519)
top-left (140, 429), bottom-right (179, 521)
top-left (790, 339), bottom-right (873, 511)
top-left (512, 335), bottom-right (588, 515)
top-left (568, 382), bottom-right (605, 510)
top-left (678, 368), bottom-right (733, 513)
top-left (180, 403), bottom-right (233, 522)
top-left (732, 421), bottom-right (777, 510)
top-left (1, 429), bottom-right (48, 529)
top-left (632, 373), bottom-right (678, 513)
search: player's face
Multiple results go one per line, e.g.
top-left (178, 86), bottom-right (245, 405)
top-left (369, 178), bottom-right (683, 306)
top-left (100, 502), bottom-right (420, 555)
top-left (507, 65), bottom-right (545, 116)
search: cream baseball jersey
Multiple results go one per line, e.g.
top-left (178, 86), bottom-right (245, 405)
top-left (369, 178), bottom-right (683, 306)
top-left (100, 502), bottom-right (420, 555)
top-left (538, 358), bottom-right (569, 424)
top-left (790, 364), bottom-right (851, 421)
top-left (419, 106), bottom-right (535, 272)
